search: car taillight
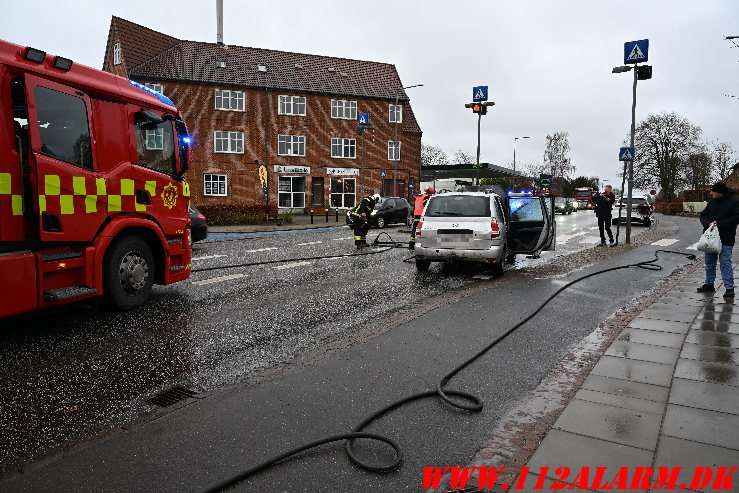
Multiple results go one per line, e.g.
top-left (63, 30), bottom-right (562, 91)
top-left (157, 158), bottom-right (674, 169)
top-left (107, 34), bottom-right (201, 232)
top-left (416, 220), bottom-right (423, 236)
top-left (491, 218), bottom-right (500, 238)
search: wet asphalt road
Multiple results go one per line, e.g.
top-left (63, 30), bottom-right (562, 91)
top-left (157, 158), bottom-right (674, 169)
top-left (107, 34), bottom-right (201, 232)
top-left (0, 211), bottom-right (663, 482)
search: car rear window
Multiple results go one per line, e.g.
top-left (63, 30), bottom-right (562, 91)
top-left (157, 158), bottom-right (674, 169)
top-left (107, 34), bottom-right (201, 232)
top-left (425, 195), bottom-right (490, 217)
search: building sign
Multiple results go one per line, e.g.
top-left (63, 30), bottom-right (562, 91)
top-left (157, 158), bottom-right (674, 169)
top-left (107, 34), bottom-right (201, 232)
top-left (273, 165), bottom-right (310, 174)
top-left (327, 167), bottom-right (359, 176)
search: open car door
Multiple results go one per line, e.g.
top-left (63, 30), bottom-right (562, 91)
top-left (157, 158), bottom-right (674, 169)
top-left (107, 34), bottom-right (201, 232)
top-left (505, 194), bottom-right (556, 254)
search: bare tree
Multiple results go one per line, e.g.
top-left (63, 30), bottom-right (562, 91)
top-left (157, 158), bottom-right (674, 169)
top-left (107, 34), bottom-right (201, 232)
top-left (451, 149), bottom-right (475, 165)
top-left (684, 151), bottom-right (712, 191)
top-left (632, 111), bottom-right (702, 201)
top-left (421, 143), bottom-right (450, 167)
top-left (711, 140), bottom-right (735, 182)
top-left (543, 131), bottom-right (575, 180)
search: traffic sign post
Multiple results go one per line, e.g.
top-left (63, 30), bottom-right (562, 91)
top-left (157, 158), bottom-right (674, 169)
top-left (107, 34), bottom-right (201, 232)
top-left (465, 88), bottom-right (494, 185)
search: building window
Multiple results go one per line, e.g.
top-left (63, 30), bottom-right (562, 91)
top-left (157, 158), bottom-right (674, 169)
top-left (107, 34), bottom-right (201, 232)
top-left (113, 43), bottom-right (121, 66)
top-left (389, 104), bottom-right (402, 123)
top-left (331, 138), bottom-right (356, 159)
top-left (144, 83), bottom-right (164, 94)
top-left (388, 141), bottom-right (401, 161)
top-left (278, 176), bottom-right (306, 208)
top-left (215, 89), bottom-right (245, 111)
top-left (145, 128), bottom-right (164, 150)
top-left (204, 174), bottom-right (227, 196)
top-left (278, 134), bottom-right (306, 156)
top-left (214, 130), bottom-right (244, 153)
top-left (331, 99), bottom-right (357, 120)
top-left (330, 178), bottom-right (356, 208)
top-left (278, 95), bottom-right (306, 116)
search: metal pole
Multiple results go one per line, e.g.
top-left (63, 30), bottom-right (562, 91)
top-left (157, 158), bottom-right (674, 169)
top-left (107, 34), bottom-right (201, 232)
top-left (513, 139), bottom-right (517, 172)
top-left (475, 113), bottom-right (481, 186)
top-left (626, 65), bottom-right (638, 243)
top-left (361, 130), bottom-right (366, 197)
top-left (393, 93), bottom-right (399, 197)
top-left (616, 162), bottom-right (627, 244)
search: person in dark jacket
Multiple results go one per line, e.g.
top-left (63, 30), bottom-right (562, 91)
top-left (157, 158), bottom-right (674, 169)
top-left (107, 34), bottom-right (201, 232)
top-left (698, 182), bottom-right (739, 298)
top-left (592, 185), bottom-right (616, 246)
top-left (350, 193), bottom-right (380, 248)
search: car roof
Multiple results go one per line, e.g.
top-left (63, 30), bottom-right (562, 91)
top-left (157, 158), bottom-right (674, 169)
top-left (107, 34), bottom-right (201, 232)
top-left (432, 191), bottom-right (499, 198)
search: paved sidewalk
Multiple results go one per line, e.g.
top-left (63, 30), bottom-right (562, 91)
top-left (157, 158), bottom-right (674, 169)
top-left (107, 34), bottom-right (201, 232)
top-left (517, 259), bottom-right (739, 492)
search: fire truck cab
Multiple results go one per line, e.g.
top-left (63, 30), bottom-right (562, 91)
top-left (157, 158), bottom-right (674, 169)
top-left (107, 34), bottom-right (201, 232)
top-left (0, 39), bottom-right (192, 318)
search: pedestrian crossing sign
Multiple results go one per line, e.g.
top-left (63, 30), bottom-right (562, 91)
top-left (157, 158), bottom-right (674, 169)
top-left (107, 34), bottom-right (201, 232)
top-left (624, 39), bottom-right (649, 64)
top-left (473, 85), bottom-right (488, 102)
top-left (358, 113), bottom-right (369, 126)
top-left (619, 147), bottom-right (635, 161)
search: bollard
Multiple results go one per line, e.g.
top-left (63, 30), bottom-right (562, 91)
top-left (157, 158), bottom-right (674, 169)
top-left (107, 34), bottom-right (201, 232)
top-left (310, 210), bottom-right (314, 224)
top-left (325, 208), bottom-right (329, 223)
top-left (335, 209), bottom-right (339, 222)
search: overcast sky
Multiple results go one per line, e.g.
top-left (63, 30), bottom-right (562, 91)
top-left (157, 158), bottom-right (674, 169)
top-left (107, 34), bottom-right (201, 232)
top-left (4, 0), bottom-right (738, 187)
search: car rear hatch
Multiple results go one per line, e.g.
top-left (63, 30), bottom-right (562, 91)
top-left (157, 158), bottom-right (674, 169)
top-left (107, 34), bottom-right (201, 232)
top-left (421, 217), bottom-right (494, 250)
top-left (419, 194), bottom-right (495, 250)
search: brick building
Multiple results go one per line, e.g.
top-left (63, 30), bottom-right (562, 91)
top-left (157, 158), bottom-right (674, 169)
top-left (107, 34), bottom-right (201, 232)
top-left (101, 17), bottom-right (422, 215)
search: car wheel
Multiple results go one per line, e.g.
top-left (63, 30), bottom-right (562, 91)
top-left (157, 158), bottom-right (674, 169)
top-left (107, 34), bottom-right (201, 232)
top-left (406, 214), bottom-right (413, 228)
top-left (415, 258), bottom-right (431, 271)
top-left (643, 217), bottom-right (651, 227)
top-left (376, 216), bottom-right (386, 228)
top-left (505, 253), bottom-right (516, 264)
top-left (105, 235), bottom-right (154, 311)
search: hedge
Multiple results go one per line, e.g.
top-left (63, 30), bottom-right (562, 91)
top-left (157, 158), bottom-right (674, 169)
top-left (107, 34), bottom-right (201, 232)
top-left (197, 204), bottom-right (280, 225)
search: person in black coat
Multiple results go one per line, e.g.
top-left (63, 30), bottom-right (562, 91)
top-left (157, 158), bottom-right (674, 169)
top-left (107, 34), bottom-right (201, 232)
top-left (592, 185), bottom-right (616, 246)
top-left (698, 182), bottom-right (739, 298)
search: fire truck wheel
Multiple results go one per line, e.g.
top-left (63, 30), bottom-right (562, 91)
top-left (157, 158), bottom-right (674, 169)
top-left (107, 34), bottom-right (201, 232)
top-left (105, 235), bottom-right (155, 311)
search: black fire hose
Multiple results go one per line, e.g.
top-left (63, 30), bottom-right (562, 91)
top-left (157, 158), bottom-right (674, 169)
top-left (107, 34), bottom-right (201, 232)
top-left (203, 248), bottom-right (696, 493)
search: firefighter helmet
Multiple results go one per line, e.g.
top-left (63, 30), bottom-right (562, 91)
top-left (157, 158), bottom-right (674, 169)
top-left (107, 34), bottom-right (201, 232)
top-left (424, 186), bottom-right (435, 195)
top-left (372, 193), bottom-right (381, 203)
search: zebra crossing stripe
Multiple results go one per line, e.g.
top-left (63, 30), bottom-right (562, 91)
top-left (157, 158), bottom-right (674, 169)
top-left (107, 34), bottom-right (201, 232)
top-left (651, 238), bottom-right (679, 247)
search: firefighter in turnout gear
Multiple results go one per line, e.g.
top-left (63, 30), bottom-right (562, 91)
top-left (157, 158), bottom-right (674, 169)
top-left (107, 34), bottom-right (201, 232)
top-left (351, 193), bottom-right (381, 248)
top-left (409, 186), bottom-right (435, 249)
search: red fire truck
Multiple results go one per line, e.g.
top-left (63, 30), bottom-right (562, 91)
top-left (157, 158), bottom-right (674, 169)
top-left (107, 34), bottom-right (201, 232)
top-left (0, 39), bottom-right (192, 318)
top-left (574, 187), bottom-right (595, 209)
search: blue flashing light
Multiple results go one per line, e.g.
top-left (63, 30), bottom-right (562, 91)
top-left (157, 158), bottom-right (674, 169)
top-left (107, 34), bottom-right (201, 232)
top-left (128, 80), bottom-right (176, 107)
top-left (182, 136), bottom-right (192, 144)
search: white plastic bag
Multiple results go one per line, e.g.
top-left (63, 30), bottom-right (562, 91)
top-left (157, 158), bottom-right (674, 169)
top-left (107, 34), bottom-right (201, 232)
top-left (697, 226), bottom-right (722, 254)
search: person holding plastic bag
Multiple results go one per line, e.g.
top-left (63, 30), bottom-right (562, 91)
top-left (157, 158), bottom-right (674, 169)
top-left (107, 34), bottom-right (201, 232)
top-left (697, 182), bottom-right (739, 298)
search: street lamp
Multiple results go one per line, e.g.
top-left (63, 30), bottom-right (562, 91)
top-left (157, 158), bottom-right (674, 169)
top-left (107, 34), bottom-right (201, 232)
top-left (392, 84), bottom-right (423, 198)
top-left (513, 136), bottom-right (530, 172)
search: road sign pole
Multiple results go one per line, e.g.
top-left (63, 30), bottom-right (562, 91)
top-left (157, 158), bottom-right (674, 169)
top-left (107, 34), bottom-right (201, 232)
top-left (626, 64), bottom-right (638, 243)
top-left (361, 130), bottom-right (366, 197)
top-left (616, 161), bottom-right (627, 244)
top-left (475, 113), bottom-right (481, 185)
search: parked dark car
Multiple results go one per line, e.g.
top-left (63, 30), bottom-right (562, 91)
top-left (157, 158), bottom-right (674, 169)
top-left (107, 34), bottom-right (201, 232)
top-left (612, 197), bottom-right (654, 226)
top-left (190, 204), bottom-right (208, 242)
top-left (346, 197), bottom-right (413, 228)
top-left (554, 197), bottom-right (576, 214)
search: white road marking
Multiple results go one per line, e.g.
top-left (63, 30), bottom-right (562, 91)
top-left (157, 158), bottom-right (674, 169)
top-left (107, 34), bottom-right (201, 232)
top-left (298, 241), bottom-right (323, 246)
top-left (333, 237), bottom-right (354, 241)
top-left (652, 238), bottom-right (679, 247)
top-left (192, 254), bottom-right (227, 261)
top-left (580, 236), bottom-right (602, 244)
top-left (686, 242), bottom-right (699, 251)
top-left (473, 274), bottom-right (494, 280)
top-left (244, 247), bottom-right (278, 253)
top-left (192, 274), bottom-right (245, 286)
top-left (273, 261), bottom-right (312, 270)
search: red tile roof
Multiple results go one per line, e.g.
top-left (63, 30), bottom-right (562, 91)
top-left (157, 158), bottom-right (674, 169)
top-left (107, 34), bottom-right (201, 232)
top-left (107, 17), bottom-right (421, 134)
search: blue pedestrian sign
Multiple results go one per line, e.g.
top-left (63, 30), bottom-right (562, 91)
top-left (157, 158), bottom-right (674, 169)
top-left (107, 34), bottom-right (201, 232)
top-left (358, 113), bottom-right (369, 126)
top-left (624, 39), bottom-right (649, 64)
top-left (472, 86), bottom-right (488, 102)
top-left (380, 170), bottom-right (386, 178)
top-left (619, 147), bottom-right (635, 161)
